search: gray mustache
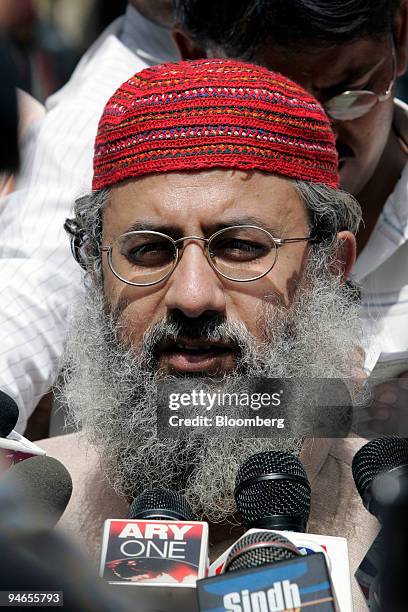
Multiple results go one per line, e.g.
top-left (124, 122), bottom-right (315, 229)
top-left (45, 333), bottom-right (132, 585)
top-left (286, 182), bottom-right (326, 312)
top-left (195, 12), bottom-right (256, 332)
top-left (142, 314), bottom-right (249, 355)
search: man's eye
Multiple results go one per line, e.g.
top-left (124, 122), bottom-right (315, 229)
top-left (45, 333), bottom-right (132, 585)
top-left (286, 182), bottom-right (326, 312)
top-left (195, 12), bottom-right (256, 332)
top-left (125, 242), bottom-right (173, 266)
top-left (214, 239), bottom-right (268, 261)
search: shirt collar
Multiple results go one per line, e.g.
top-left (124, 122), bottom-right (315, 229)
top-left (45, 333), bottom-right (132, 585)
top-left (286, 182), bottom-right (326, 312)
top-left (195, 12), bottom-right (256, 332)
top-left (119, 4), bottom-right (180, 66)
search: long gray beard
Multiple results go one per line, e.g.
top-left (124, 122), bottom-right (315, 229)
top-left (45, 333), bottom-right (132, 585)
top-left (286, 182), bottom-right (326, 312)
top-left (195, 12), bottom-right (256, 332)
top-left (60, 255), bottom-right (363, 522)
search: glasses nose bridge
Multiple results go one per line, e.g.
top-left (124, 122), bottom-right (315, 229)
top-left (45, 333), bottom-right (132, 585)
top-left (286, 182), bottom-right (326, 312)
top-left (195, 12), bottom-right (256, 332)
top-left (173, 235), bottom-right (211, 259)
top-left (174, 235), bottom-right (209, 247)
top-left (171, 234), bottom-right (215, 279)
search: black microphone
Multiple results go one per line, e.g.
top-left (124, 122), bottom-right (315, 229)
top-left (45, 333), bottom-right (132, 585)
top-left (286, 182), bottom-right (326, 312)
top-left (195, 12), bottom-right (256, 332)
top-left (226, 451), bottom-right (351, 608)
top-left (0, 391), bottom-right (19, 438)
top-left (128, 488), bottom-right (196, 521)
top-left (223, 530), bottom-right (302, 572)
top-left (197, 530), bottom-right (337, 611)
top-left (1, 455), bottom-right (73, 528)
top-left (353, 438), bottom-right (408, 611)
top-left (352, 437), bottom-right (408, 520)
top-left (0, 392), bottom-right (45, 467)
top-left (0, 456), bottom-right (130, 611)
top-left (234, 451), bottom-right (311, 532)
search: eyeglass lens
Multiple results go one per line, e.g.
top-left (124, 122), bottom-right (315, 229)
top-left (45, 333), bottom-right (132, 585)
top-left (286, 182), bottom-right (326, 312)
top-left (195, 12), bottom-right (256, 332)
top-left (324, 50), bottom-right (395, 121)
top-left (208, 226), bottom-right (277, 281)
top-left (112, 232), bottom-right (177, 285)
top-left (325, 91), bottom-right (380, 121)
top-left (110, 227), bottom-right (278, 285)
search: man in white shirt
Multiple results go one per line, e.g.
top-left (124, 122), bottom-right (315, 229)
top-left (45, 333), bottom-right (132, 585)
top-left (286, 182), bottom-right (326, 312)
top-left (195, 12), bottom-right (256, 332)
top-left (174, 0), bottom-right (408, 433)
top-left (0, 1), bottom-right (178, 432)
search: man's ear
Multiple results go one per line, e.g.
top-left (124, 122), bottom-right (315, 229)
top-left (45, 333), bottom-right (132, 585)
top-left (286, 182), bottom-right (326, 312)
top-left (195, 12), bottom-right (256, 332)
top-left (394, 0), bottom-right (408, 76)
top-left (331, 231), bottom-right (356, 282)
top-left (172, 26), bottom-right (208, 60)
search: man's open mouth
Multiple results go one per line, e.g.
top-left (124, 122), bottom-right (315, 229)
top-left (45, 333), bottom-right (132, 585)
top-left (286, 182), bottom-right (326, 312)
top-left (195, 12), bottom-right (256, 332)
top-left (155, 339), bottom-right (239, 374)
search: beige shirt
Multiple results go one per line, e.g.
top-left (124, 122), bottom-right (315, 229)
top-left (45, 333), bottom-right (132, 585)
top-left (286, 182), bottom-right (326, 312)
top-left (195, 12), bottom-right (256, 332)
top-left (39, 434), bottom-right (377, 611)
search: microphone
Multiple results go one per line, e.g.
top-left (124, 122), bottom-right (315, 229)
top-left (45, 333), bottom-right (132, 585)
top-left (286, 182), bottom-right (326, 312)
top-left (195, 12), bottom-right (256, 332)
top-left (0, 454), bottom-right (73, 528)
top-left (197, 530), bottom-right (337, 611)
top-left (353, 438), bottom-right (408, 611)
top-left (0, 390), bottom-right (19, 437)
top-left (234, 451), bottom-right (311, 532)
top-left (211, 451), bottom-right (351, 610)
top-left (352, 436), bottom-right (408, 519)
top-left (223, 530), bottom-right (302, 571)
top-left (100, 488), bottom-right (209, 612)
top-left (128, 488), bottom-right (196, 521)
top-left (0, 455), bottom-right (130, 611)
top-left (0, 391), bottom-right (45, 468)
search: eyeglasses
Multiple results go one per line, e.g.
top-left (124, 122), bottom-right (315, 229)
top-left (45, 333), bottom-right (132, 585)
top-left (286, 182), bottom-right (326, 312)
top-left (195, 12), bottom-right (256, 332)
top-left (324, 50), bottom-right (396, 121)
top-left (101, 226), bottom-right (313, 287)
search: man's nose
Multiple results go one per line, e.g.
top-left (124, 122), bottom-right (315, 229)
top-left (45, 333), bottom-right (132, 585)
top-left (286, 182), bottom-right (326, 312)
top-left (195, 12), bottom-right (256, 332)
top-left (164, 242), bottom-right (226, 318)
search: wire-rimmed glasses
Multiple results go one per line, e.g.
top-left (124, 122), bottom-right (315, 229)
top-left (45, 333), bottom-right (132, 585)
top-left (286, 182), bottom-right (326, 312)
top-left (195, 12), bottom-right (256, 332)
top-left (324, 50), bottom-right (396, 121)
top-left (101, 225), bottom-right (313, 287)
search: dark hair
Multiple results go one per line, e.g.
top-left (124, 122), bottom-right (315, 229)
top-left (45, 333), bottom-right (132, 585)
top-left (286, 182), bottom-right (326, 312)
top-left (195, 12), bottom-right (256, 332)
top-left (174, 0), bottom-right (401, 59)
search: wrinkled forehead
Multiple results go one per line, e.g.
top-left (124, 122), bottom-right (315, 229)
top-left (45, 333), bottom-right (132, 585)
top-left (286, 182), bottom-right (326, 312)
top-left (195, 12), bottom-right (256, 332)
top-left (102, 169), bottom-right (309, 240)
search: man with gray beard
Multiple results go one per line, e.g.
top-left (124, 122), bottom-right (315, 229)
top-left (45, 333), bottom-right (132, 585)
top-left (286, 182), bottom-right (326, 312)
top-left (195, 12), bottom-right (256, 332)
top-left (39, 59), bottom-right (377, 608)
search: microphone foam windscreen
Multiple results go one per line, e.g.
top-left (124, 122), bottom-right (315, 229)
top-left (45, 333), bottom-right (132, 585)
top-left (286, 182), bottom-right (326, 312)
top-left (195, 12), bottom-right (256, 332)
top-left (0, 391), bottom-right (19, 438)
top-left (128, 488), bottom-right (196, 521)
top-left (225, 531), bottom-right (301, 572)
top-left (235, 451), bottom-right (310, 528)
top-left (2, 455), bottom-right (72, 527)
top-left (352, 437), bottom-right (408, 497)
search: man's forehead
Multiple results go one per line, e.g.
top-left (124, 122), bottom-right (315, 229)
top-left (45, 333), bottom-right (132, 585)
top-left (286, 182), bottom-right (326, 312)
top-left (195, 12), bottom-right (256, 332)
top-left (103, 169), bottom-right (306, 236)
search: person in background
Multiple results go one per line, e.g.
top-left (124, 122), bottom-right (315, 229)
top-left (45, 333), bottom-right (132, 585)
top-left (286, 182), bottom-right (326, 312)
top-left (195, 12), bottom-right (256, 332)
top-left (6, 0), bottom-right (79, 102)
top-left (0, 0), bottom-right (178, 435)
top-left (173, 0), bottom-right (408, 433)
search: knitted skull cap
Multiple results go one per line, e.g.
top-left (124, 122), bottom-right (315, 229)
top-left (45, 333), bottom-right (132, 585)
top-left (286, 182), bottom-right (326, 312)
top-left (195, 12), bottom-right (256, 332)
top-left (93, 58), bottom-right (339, 191)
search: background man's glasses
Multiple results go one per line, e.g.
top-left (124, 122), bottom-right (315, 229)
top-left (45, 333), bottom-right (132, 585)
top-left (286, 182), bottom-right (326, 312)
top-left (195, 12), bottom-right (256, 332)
top-left (102, 226), bottom-right (313, 287)
top-left (324, 50), bottom-right (396, 121)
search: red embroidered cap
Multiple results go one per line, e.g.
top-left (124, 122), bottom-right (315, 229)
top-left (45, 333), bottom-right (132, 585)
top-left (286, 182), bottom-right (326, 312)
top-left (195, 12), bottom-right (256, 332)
top-left (92, 59), bottom-right (339, 191)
